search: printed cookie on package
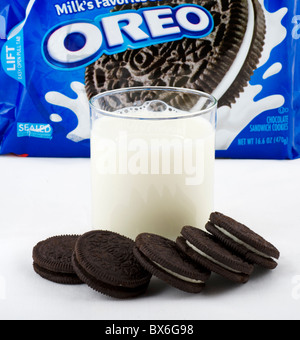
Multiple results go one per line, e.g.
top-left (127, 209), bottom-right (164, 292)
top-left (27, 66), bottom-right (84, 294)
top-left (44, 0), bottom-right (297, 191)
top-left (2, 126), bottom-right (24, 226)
top-left (0, 0), bottom-right (299, 158)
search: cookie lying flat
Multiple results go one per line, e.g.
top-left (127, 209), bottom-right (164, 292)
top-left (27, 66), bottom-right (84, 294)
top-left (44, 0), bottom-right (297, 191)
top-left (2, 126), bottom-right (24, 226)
top-left (33, 235), bottom-right (82, 285)
top-left (72, 230), bottom-right (152, 299)
top-left (177, 226), bottom-right (253, 283)
top-left (134, 233), bottom-right (210, 293)
top-left (206, 212), bottom-right (280, 269)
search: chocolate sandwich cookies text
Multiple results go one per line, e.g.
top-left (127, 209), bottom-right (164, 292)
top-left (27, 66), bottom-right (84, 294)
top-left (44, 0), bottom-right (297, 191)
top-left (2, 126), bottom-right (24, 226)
top-left (0, 1), bottom-right (297, 159)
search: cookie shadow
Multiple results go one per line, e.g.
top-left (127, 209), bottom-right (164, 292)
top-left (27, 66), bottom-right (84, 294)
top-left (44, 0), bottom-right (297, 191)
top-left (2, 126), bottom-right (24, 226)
top-left (144, 277), bottom-right (170, 297)
top-left (202, 273), bottom-right (243, 296)
top-left (141, 266), bottom-right (274, 299)
top-left (203, 266), bottom-right (273, 296)
top-left (250, 265), bottom-right (272, 280)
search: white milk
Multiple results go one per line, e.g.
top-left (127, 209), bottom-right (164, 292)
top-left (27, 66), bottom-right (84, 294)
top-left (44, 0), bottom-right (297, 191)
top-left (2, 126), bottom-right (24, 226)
top-left (91, 108), bottom-right (215, 240)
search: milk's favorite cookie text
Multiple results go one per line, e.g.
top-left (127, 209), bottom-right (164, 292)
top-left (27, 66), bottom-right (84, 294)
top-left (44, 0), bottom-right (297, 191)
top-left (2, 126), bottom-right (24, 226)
top-left (54, 0), bottom-right (154, 15)
top-left (0, 0), bottom-right (298, 159)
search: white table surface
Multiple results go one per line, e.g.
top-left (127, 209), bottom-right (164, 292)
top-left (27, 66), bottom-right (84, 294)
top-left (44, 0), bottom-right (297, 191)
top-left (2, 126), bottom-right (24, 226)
top-left (0, 155), bottom-right (299, 320)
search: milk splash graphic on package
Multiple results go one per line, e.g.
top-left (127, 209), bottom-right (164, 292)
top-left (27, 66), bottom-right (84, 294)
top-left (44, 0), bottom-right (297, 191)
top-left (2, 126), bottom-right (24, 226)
top-left (45, 3), bottom-right (288, 151)
top-left (0, 0), bottom-right (299, 159)
top-left (46, 82), bottom-right (90, 142)
top-left (216, 5), bottom-right (287, 151)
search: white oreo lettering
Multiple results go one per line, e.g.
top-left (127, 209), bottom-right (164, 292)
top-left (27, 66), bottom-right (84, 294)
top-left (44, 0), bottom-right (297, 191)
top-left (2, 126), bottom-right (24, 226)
top-left (43, 5), bottom-right (214, 69)
top-left (143, 8), bottom-right (181, 38)
top-left (176, 6), bottom-right (210, 32)
top-left (102, 12), bottom-right (149, 47)
top-left (47, 22), bottom-right (103, 64)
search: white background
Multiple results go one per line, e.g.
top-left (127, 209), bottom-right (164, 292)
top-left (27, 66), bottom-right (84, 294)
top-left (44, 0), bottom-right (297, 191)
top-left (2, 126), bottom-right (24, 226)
top-left (0, 156), bottom-right (299, 320)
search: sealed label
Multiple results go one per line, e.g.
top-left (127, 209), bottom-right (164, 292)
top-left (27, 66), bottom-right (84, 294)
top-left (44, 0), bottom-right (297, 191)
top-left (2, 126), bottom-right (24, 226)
top-left (0, 0), bottom-right (299, 159)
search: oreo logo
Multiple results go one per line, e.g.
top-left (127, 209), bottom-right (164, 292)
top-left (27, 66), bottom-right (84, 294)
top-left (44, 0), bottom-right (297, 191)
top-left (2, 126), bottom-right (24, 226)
top-left (43, 5), bottom-right (214, 70)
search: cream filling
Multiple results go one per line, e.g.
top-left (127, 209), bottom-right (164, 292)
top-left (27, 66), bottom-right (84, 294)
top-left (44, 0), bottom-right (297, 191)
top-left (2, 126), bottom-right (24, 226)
top-left (212, 0), bottom-right (255, 101)
top-left (214, 224), bottom-right (272, 259)
top-left (185, 240), bottom-right (242, 274)
top-left (153, 261), bottom-right (204, 284)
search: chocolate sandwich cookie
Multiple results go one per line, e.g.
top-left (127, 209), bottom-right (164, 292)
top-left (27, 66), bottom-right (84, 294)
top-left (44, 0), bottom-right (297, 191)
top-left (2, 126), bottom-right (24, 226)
top-left (85, 0), bottom-right (266, 108)
top-left (33, 235), bottom-right (82, 285)
top-left (177, 226), bottom-right (254, 283)
top-left (134, 233), bottom-right (210, 293)
top-left (72, 230), bottom-right (152, 299)
top-left (206, 212), bottom-right (280, 269)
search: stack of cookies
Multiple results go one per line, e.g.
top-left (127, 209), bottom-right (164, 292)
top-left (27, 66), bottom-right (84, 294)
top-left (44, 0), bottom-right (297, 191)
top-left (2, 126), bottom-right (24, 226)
top-left (32, 212), bottom-right (280, 298)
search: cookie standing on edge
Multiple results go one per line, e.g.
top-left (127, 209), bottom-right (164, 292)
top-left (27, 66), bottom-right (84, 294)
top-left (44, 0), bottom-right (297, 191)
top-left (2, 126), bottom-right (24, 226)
top-left (72, 230), bottom-right (152, 299)
top-left (32, 235), bottom-right (83, 285)
top-left (134, 233), bottom-right (211, 293)
top-left (206, 212), bottom-right (280, 269)
top-left (177, 226), bottom-right (254, 283)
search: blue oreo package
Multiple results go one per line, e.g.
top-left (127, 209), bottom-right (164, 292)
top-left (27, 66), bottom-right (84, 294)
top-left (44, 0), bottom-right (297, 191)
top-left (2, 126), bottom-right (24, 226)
top-left (0, 0), bottom-right (299, 158)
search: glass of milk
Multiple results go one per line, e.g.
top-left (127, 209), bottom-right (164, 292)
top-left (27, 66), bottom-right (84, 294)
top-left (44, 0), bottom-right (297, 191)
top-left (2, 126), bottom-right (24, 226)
top-left (89, 87), bottom-right (217, 240)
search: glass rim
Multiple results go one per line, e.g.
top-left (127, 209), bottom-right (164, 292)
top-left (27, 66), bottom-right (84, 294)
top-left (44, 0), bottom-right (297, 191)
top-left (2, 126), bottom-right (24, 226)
top-left (89, 86), bottom-right (217, 121)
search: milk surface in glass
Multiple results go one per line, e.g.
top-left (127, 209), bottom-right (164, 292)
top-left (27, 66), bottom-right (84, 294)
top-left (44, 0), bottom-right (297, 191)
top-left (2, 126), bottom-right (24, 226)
top-left (91, 101), bottom-right (215, 240)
